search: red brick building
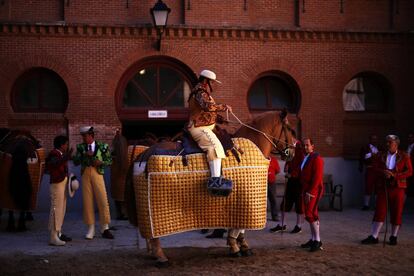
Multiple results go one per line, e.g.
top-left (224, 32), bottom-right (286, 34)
top-left (1, 1), bottom-right (413, 206)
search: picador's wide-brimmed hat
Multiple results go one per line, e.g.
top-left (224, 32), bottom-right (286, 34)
top-left (79, 126), bottom-right (95, 135)
top-left (67, 173), bottom-right (79, 198)
top-left (200, 70), bottom-right (221, 84)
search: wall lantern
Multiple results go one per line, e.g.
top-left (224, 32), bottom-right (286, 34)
top-left (150, 0), bottom-right (171, 51)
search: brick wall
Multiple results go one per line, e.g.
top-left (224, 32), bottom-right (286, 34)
top-left (1, 26), bottom-right (411, 155)
top-left (1, 1), bottom-right (413, 30)
top-left (0, 0), bottom-right (412, 156)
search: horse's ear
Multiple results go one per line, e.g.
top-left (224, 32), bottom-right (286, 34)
top-left (279, 109), bottom-right (288, 122)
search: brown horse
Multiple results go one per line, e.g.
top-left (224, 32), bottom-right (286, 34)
top-left (0, 128), bottom-right (41, 231)
top-left (126, 111), bottom-right (295, 266)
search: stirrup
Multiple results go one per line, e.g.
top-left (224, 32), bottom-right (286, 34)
top-left (207, 176), bottom-right (233, 197)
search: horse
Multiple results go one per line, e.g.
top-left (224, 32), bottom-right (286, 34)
top-left (0, 128), bottom-right (41, 231)
top-left (111, 132), bottom-right (176, 220)
top-left (125, 110), bottom-right (295, 266)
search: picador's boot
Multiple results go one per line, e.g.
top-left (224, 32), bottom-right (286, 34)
top-left (207, 159), bottom-right (233, 196)
top-left (237, 233), bottom-right (253, 257)
top-left (17, 211), bottom-right (27, 232)
top-left (6, 211), bottom-right (15, 232)
top-left (227, 237), bottom-right (242, 257)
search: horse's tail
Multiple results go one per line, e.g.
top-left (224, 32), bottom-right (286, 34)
top-left (124, 159), bottom-right (138, 227)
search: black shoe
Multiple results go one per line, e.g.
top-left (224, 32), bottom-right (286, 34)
top-left (310, 241), bottom-right (323, 252)
top-left (389, 236), bottom-right (397, 246)
top-left (300, 239), bottom-right (313, 248)
top-left (361, 205), bottom-right (370, 211)
top-left (102, 229), bottom-right (114, 239)
top-left (206, 229), bottom-right (226, 239)
top-left (290, 225), bottom-right (302, 234)
top-left (59, 234), bottom-right (72, 242)
top-left (270, 224), bottom-right (287, 233)
top-left (200, 229), bottom-right (209, 234)
top-left (361, 235), bottom-right (378, 245)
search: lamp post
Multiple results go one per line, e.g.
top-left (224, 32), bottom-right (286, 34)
top-left (150, 0), bottom-right (171, 51)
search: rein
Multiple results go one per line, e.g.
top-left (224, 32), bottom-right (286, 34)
top-left (226, 110), bottom-right (294, 154)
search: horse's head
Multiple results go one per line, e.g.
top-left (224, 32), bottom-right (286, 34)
top-left (270, 110), bottom-right (295, 161)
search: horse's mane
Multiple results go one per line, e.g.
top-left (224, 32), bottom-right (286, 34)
top-left (244, 111), bottom-right (283, 133)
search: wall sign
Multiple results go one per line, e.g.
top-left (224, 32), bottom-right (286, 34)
top-left (148, 110), bottom-right (168, 118)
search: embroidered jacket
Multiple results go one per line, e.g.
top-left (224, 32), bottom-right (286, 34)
top-left (73, 141), bottom-right (112, 175)
top-left (188, 83), bottom-right (227, 127)
top-left (374, 151), bottom-right (412, 189)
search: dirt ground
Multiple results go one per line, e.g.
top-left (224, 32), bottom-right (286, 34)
top-left (1, 208), bottom-right (414, 275)
top-left (1, 242), bottom-right (414, 275)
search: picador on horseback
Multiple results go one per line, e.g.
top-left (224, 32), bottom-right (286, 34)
top-left (187, 69), bottom-right (233, 188)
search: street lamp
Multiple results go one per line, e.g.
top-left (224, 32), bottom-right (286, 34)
top-left (150, 0), bottom-right (171, 51)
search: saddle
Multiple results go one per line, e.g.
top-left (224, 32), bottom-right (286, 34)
top-left (152, 126), bottom-right (242, 165)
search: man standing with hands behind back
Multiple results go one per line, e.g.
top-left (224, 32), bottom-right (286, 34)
top-left (300, 138), bottom-right (324, 252)
top-left (73, 126), bottom-right (114, 240)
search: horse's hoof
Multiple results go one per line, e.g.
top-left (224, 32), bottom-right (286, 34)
top-left (229, 251), bottom-right (242, 258)
top-left (155, 260), bottom-right (170, 268)
top-left (241, 249), bottom-right (254, 257)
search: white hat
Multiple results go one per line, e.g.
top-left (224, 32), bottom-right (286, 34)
top-left (200, 70), bottom-right (221, 84)
top-left (68, 173), bottom-right (79, 198)
top-left (79, 126), bottom-right (95, 135)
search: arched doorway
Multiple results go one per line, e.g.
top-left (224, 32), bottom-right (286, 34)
top-left (115, 56), bottom-right (197, 141)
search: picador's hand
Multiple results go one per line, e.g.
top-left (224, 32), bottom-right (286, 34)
top-left (225, 104), bottom-right (232, 113)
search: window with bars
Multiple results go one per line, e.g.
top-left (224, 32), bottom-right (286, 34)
top-left (12, 68), bottom-right (68, 113)
top-left (343, 73), bottom-right (390, 112)
top-left (248, 74), bottom-right (300, 113)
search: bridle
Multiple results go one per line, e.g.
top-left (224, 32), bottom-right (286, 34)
top-left (227, 110), bottom-right (295, 158)
top-left (271, 124), bottom-right (293, 158)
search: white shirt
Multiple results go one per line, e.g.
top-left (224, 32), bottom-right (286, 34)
top-left (386, 151), bottom-right (397, 170)
top-left (88, 141), bottom-right (96, 152)
top-left (301, 154), bottom-right (310, 171)
top-left (365, 144), bottom-right (379, 159)
top-left (408, 143), bottom-right (414, 155)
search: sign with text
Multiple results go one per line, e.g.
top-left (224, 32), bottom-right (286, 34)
top-left (148, 110), bottom-right (168, 118)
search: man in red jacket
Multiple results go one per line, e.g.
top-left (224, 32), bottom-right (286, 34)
top-left (299, 138), bottom-right (324, 252)
top-left (406, 133), bottom-right (414, 196)
top-left (361, 135), bottom-right (412, 246)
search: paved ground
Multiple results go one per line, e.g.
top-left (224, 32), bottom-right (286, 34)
top-left (0, 206), bottom-right (414, 275)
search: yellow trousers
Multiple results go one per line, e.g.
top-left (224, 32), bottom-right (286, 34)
top-left (82, 167), bottom-right (111, 226)
top-left (48, 177), bottom-right (67, 232)
top-left (187, 123), bottom-right (226, 161)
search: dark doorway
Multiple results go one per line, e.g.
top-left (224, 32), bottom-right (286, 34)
top-left (122, 120), bottom-right (186, 144)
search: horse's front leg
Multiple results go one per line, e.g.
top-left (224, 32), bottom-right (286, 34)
top-left (228, 229), bottom-right (253, 257)
top-left (227, 229), bottom-right (242, 257)
top-left (149, 238), bottom-right (170, 267)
